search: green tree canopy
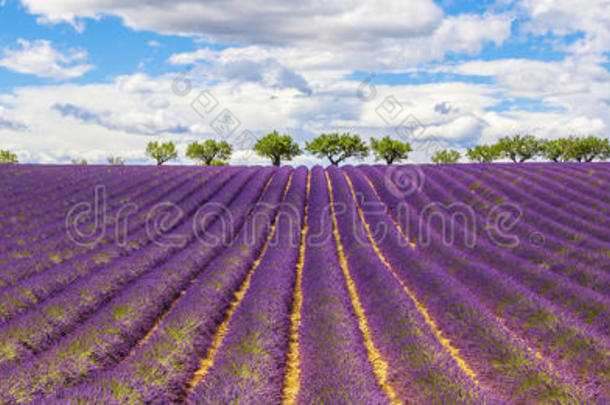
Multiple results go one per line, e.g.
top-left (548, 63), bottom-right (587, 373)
top-left (431, 149), bottom-right (460, 164)
top-left (146, 141), bottom-right (178, 166)
top-left (253, 131), bottom-right (301, 166)
top-left (569, 136), bottom-right (610, 162)
top-left (496, 134), bottom-right (541, 162)
top-left (186, 139), bottom-right (233, 165)
top-left (306, 132), bottom-right (369, 166)
top-left (0, 150), bottom-right (18, 164)
top-left (540, 138), bottom-right (576, 162)
top-left (466, 145), bottom-right (500, 163)
top-left (369, 136), bottom-right (412, 164)
top-left (70, 159), bottom-right (88, 165)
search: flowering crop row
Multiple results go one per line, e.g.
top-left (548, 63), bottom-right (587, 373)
top-left (0, 163), bottom-right (606, 403)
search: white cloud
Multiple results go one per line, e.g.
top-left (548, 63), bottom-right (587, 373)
top-left (423, 13), bottom-right (513, 56)
top-left (0, 72), bottom-right (455, 164)
top-left (441, 56), bottom-right (610, 120)
top-left (1, 64), bottom-right (606, 165)
top-left (422, 55), bottom-right (610, 148)
top-left (167, 12), bottom-right (513, 79)
top-left (426, 115), bottom-right (488, 142)
top-left (0, 39), bottom-right (92, 79)
top-left (21, 1), bottom-right (513, 74)
top-left (519, 0), bottom-right (610, 54)
top-left (0, 106), bottom-right (28, 131)
top-left (20, 0), bottom-right (443, 44)
top-left (196, 58), bottom-right (312, 94)
top-left (3, 0), bottom-right (608, 166)
top-left (51, 103), bottom-right (190, 136)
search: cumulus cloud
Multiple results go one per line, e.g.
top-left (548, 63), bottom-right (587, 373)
top-left (0, 73), bottom-right (200, 164)
top-left (0, 118), bottom-right (27, 131)
top-left (519, 0), bottom-right (610, 54)
top-left (20, 0), bottom-right (443, 44)
top-left (173, 56), bottom-right (313, 95)
top-left (426, 115), bottom-right (488, 142)
top-left (0, 71), bottom-right (480, 164)
top-left (52, 103), bottom-right (190, 136)
top-left (434, 101), bottom-right (460, 115)
top-left (448, 56), bottom-right (610, 98)
top-left (2, 0), bottom-right (607, 165)
top-left (0, 105), bottom-right (28, 131)
top-left (21, 0), bottom-right (513, 75)
top-left (0, 68), bottom-right (606, 165)
top-left (437, 56), bottom-right (610, 128)
top-left (168, 12), bottom-right (513, 79)
top-left (0, 39), bottom-right (92, 79)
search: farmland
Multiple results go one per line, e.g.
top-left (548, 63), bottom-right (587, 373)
top-left (0, 163), bottom-right (608, 404)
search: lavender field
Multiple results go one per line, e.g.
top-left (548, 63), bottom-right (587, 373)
top-left (0, 163), bottom-right (608, 404)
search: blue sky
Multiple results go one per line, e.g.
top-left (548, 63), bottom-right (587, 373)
top-left (0, 1), bottom-right (199, 90)
top-left (0, 0), bottom-right (608, 164)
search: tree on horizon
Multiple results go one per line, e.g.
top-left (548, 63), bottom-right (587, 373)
top-left (253, 131), bottom-right (301, 166)
top-left (370, 136), bottom-right (412, 164)
top-left (306, 132), bottom-right (369, 166)
top-left (146, 141), bottom-right (178, 166)
top-left (186, 140), bottom-right (232, 166)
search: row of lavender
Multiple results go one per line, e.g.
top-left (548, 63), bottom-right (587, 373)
top-left (0, 163), bottom-right (607, 403)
